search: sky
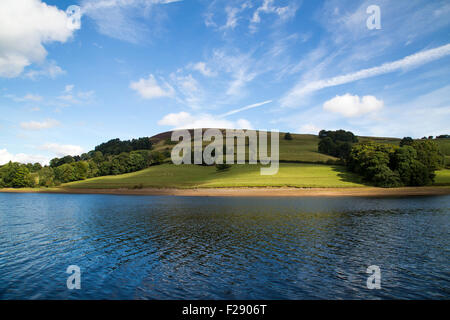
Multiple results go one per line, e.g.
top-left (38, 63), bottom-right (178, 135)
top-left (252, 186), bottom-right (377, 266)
top-left (0, 0), bottom-right (449, 165)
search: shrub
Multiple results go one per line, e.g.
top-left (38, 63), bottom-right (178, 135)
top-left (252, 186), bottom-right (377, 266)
top-left (284, 132), bottom-right (293, 140)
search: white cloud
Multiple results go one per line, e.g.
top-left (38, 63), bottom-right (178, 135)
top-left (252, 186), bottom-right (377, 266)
top-left (158, 111), bottom-right (252, 129)
top-left (23, 94), bottom-right (43, 102)
top-left (55, 85), bottom-right (94, 105)
top-left (5, 93), bottom-right (43, 102)
top-left (219, 2), bottom-right (253, 30)
top-left (251, 0), bottom-right (298, 30)
top-left (64, 84), bottom-right (75, 93)
top-left (81, 0), bottom-right (181, 43)
top-left (20, 119), bottom-right (60, 130)
top-left (130, 74), bottom-right (175, 99)
top-left (40, 143), bottom-right (83, 157)
top-left (223, 6), bottom-right (240, 29)
top-left (170, 74), bottom-right (203, 108)
top-left (0, 0), bottom-right (78, 78)
top-left (190, 62), bottom-right (216, 77)
top-left (282, 43), bottom-right (450, 106)
top-left (299, 124), bottom-right (321, 134)
top-left (23, 60), bottom-right (66, 80)
top-left (0, 148), bottom-right (50, 165)
top-left (323, 94), bottom-right (384, 117)
top-left (210, 50), bottom-right (257, 96)
top-left (220, 100), bottom-right (272, 117)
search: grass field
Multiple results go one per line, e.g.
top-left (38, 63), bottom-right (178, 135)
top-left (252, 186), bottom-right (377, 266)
top-left (63, 163), bottom-right (450, 189)
top-left (64, 163), bottom-right (368, 189)
top-left (435, 169), bottom-right (450, 186)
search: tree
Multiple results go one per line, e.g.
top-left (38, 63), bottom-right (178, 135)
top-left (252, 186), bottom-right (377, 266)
top-left (347, 140), bottom-right (441, 187)
top-left (54, 163), bottom-right (76, 183)
top-left (411, 140), bottom-right (443, 181)
top-left (50, 155), bottom-right (74, 168)
top-left (73, 161), bottom-right (89, 180)
top-left (319, 129), bottom-right (358, 143)
top-left (284, 132), bottom-right (293, 140)
top-left (399, 137), bottom-right (414, 147)
top-left (318, 129), bottom-right (358, 160)
top-left (1, 162), bottom-right (34, 188)
top-left (38, 167), bottom-right (55, 187)
top-left (391, 146), bottom-right (431, 186)
top-left (347, 142), bottom-right (401, 187)
top-left (318, 137), bottom-right (336, 155)
top-left (94, 137), bottom-right (152, 155)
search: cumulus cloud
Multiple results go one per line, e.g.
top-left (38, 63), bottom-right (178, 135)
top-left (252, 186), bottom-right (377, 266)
top-left (0, 0), bottom-right (79, 78)
top-left (20, 119), bottom-right (60, 130)
top-left (40, 143), bottom-right (83, 157)
top-left (158, 111), bottom-right (253, 129)
top-left (0, 149), bottom-right (50, 165)
top-left (281, 43), bottom-right (450, 106)
top-left (130, 74), bottom-right (175, 99)
top-left (323, 94), bottom-right (384, 117)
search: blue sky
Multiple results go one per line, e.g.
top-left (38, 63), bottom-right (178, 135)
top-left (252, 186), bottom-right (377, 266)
top-left (0, 0), bottom-right (449, 164)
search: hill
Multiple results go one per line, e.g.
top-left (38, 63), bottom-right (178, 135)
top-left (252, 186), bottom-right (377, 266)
top-left (61, 130), bottom-right (450, 190)
top-left (149, 130), bottom-right (450, 165)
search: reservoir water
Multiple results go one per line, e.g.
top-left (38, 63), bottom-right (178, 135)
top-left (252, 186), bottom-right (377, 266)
top-left (0, 193), bottom-right (448, 299)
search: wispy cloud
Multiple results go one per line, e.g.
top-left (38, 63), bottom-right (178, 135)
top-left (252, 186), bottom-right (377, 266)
top-left (23, 60), bottom-right (66, 80)
top-left (20, 119), bottom-right (60, 130)
top-left (281, 43), bottom-right (450, 107)
top-left (80, 0), bottom-right (182, 43)
top-left (189, 62), bottom-right (217, 77)
top-left (250, 0), bottom-right (298, 32)
top-left (220, 100), bottom-right (272, 117)
top-left (5, 93), bottom-right (43, 102)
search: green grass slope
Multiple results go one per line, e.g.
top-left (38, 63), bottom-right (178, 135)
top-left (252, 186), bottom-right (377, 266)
top-left (63, 163), bottom-right (367, 189)
top-left (62, 131), bottom-right (450, 189)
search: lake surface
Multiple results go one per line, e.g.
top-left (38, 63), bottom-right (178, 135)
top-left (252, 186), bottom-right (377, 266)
top-left (0, 193), bottom-right (449, 299)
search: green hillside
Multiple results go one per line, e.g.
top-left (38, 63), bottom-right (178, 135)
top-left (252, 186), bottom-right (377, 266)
top-left (151, 130), bottom-right (338, 163)
top-left (61, 130), bottom-right (450, 189)
top-left (150, 130), bottom-right (450, 165)
top-left (64, 163), bottom-right (367, 189)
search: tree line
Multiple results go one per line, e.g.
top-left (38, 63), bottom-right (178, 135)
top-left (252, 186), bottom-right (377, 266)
top-left (318, 130), bottom-right (445, 187)
top-left (0, 137), bottom-right (171, 188)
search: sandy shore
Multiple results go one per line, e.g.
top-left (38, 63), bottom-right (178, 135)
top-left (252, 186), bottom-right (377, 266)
top-left (1, 186), bottom-right (450, 197)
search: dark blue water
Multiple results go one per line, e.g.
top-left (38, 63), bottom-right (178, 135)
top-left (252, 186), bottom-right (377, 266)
top-left (0, 193), bottom-right (449, 299)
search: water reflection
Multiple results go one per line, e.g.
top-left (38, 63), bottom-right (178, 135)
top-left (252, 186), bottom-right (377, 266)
top-left (0, 193), bottom-right (448, 299)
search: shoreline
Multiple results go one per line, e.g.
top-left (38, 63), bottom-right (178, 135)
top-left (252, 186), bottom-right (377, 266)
top-left (1, 186), bottom-right (450, 197)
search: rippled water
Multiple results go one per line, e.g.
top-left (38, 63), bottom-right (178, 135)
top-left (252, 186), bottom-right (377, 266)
top-left (0, 193), bottom-right (449, 299)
